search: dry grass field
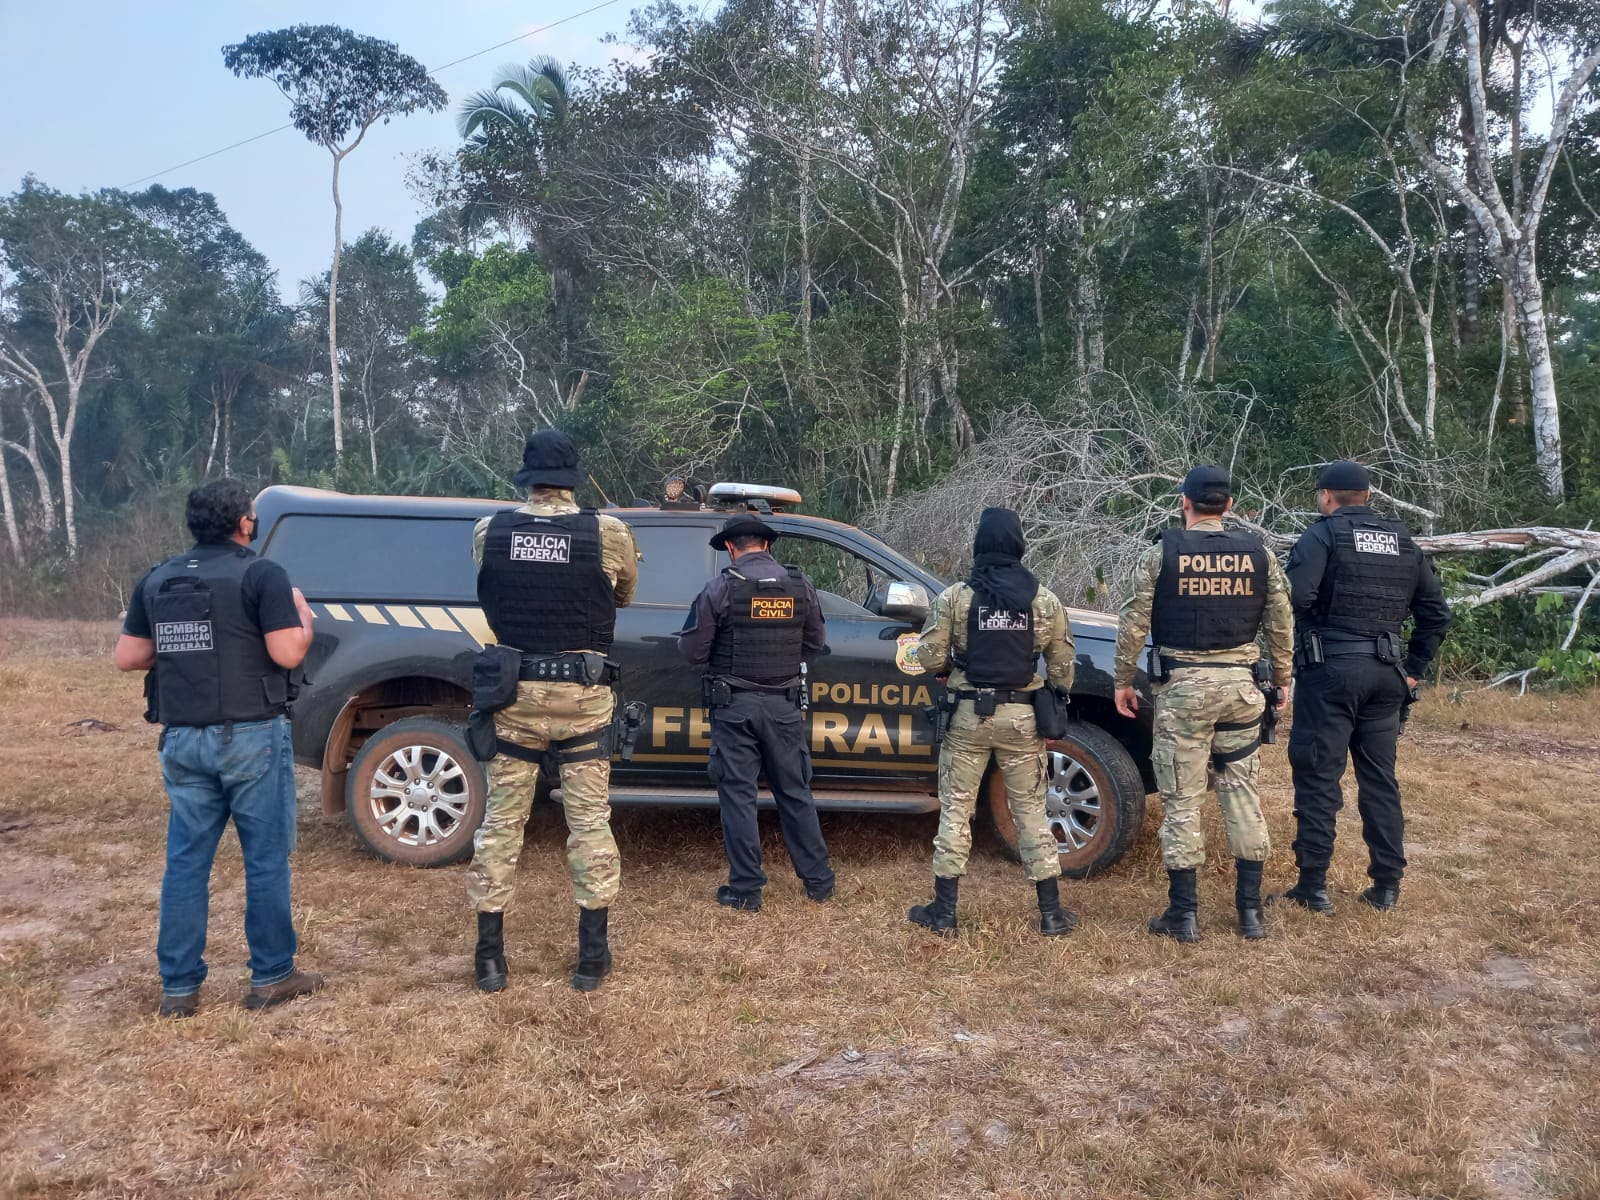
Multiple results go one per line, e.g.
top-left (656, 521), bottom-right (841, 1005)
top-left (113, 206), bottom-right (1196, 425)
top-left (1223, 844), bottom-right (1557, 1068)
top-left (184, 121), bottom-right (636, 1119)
top-left (1, 618), bottom-right (1597, 1199)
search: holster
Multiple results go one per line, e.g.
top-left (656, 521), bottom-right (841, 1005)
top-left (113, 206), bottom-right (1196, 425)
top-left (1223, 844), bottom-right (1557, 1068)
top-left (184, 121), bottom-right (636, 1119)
top-left (613, 700), bottom-right (647, 763)
top-left (1146, 645), bottom-right (1170, 683)
top-left (1252, 658), bottom-right (1282, 746)
top-left (923, 689), bottom-right (958, 748)
top-left (1294, 629), bottom-right (1325, 669)
top-left (1031, 685), bottom-right (1070, 741)
top-left (142, 671), bottom-right (160, 725)
top-left (702, 676), bottom-right (734, 708)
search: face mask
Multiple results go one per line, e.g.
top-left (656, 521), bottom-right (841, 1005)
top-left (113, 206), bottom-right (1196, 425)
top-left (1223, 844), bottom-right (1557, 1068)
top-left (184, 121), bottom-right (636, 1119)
top-left (247, 515), bottom-right (260, 544)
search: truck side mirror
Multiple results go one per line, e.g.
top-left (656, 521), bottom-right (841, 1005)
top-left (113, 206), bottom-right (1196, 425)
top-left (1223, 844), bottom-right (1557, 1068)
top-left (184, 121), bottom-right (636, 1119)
top-left (874, 580), bottom-right (930, 623)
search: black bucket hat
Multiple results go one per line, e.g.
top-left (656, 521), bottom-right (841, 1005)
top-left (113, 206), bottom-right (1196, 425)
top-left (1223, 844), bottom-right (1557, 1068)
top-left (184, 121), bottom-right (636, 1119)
top-left (709, 514), bottom-right (780, 550)
top-left (513, 429), bottom-right (582, 491)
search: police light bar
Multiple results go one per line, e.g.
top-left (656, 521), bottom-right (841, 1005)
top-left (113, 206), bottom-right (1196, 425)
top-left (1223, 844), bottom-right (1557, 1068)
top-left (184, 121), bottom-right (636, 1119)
top-left (707, 482), bottom-right (803, 511)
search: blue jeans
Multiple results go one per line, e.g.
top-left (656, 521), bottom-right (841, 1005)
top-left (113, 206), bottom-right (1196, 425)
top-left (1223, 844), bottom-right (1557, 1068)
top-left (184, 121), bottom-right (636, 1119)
top-left (157, 716), bottom-right (299, 995)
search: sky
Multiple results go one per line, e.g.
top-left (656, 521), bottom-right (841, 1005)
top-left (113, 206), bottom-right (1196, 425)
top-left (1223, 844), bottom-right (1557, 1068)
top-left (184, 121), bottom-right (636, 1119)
top-left (0, 0), bottom-right (649, 298)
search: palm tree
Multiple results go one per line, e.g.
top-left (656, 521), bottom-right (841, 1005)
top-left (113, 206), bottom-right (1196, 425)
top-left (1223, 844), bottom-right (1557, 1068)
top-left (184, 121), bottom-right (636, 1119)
top-left (457, 56), bottom-right (571, 143)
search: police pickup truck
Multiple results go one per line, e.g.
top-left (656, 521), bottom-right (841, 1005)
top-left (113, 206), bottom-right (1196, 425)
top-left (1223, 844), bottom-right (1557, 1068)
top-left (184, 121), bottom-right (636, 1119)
top-left (255, 482), bottom-right (1156, 877)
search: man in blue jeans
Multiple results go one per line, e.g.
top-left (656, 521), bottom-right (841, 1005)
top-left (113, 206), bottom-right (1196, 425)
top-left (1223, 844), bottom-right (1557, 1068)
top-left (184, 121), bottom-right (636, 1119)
top-left (115, 479), bottom-right (325, 1018)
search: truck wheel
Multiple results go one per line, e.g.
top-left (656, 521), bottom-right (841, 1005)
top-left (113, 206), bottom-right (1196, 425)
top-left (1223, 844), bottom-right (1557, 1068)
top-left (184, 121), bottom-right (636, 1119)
top-left (346, 717), bottom-right (487, 868)
top-left (987, 720), bottom-right (1146, 879)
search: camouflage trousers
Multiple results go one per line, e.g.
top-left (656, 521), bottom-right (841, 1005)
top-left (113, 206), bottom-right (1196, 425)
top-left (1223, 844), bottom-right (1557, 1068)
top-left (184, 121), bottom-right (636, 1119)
top-left (465, 680), bottom-right (620, 912)
top-left (933, 700), bottom-right (1059, 882)
top-left (1151, 667), bottom-right (1269, 871)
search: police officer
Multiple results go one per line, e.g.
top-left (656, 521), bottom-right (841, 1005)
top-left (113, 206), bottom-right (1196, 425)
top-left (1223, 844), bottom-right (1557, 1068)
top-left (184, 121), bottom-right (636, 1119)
top-left (465, 430), bottom-right (640, 993)
top-left (1112, 466), bottom-right (1294, 941)
top-left (678, 514), bottom-right (836, 911)
top-left (1281, 461), bottom-right (1451, 914)
top-left (114, 479), bottom-right (324, 1018)
top-left (908, 506), bottom-right (1077, 938)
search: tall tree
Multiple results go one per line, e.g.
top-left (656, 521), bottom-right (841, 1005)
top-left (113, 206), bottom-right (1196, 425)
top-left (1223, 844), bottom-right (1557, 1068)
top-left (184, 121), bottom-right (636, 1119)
top-left (223, 25), bottom-right (445, 470)
top-left (0, 180), bottom-right (168, 558)
top-left (1405, 0), bottom-right (1600, 503)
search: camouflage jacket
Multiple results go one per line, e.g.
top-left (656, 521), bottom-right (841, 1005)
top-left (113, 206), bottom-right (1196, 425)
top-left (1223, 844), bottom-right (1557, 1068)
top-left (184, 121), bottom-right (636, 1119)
top-left (472, 488), bottom-right (641, 606)
top-left (1112, 518), bottom-right (1294, 688)
top-left (914, 582), bottom-right (1075, 692)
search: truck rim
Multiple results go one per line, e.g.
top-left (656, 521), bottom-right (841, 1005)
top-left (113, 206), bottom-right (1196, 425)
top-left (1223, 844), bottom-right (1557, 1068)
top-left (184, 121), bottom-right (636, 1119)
top-left (367, 742), bottom-right (472, 848)
top-left (1044, 746), bottom-right (1102, 854)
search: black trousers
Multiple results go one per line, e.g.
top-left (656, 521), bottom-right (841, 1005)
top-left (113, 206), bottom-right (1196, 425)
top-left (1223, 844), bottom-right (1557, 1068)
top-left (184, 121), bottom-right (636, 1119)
top-left (1288, 656), bottom-right (1409, 883)
top-left (708, 690), bottom-right (835, 896)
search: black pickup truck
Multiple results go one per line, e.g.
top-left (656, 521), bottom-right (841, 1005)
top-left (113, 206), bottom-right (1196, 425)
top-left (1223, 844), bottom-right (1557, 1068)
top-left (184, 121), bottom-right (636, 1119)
top-left (255, 482), bottom-right (1155, 877)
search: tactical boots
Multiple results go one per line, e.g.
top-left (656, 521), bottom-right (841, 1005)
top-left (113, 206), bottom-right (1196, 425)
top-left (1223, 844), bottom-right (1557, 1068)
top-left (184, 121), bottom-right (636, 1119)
top-left (1278, 869), bottom-right (1335, 915)
top-left (1148, 868), bottom-right (1201, 943)
top-left (908, 875), bottom-right (959, 937)
top-left (572, 906), bottom-right (613, 992)
top-left (474, 911), bottom-right (508, 993)
top-left (1235, 858), bottom-right (1266, 940)
top-left (1359, 880), bottom-right (1401, 911)
top-left (1035, 876), bottom-right (1078, 937)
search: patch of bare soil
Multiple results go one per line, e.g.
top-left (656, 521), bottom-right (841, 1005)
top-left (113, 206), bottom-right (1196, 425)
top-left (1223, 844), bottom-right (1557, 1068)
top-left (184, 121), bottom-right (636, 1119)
top-left (1, 618), bottom-right (1598, 1199)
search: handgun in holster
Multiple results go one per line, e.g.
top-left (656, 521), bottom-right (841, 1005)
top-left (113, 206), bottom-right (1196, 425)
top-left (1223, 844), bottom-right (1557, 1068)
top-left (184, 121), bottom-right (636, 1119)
top-left (702, 676), bottom-right (734, 708)
top-left (1294, 630), bottom-right (1324, 670)
top-left (1146, 646), bottom-right (1170, 684)
top-left (614, 699), bottom-right (648, 762)
top-left (1252, 658), bottom-right (1283, 745)
top-left (923, 688), bottom-right (957, 748)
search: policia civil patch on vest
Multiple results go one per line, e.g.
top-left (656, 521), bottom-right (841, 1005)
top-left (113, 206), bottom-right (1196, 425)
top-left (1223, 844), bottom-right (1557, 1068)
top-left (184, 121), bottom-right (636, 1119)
top-left (1173, 551), bottom-right (1258, 596)
top-left (749, 595), bottom-right (795, 620)
top-left (509, 530), bottom-right (572, 563)
top-left (975, 606), bottom-right (1031, 632)
top-left (154, 620), bottom-right (214, 653)
top-left (1353, 528), bottom-right (1401, 556)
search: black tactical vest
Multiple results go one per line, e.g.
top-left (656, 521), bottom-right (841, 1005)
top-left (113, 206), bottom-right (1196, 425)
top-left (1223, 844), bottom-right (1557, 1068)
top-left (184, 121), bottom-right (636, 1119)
top-left (1150, 526), bottom-right (1270, 651)
top-left (1312, 510), bottom-right (1419, 635)
top-left (961, 589), bottom-right (1038, 689)
top-left (145, 546), bottom-right (290, 728)
top-left (477, 509), bottom-right (616, 654)
top-left (709, 567), bottom-right (809, 685)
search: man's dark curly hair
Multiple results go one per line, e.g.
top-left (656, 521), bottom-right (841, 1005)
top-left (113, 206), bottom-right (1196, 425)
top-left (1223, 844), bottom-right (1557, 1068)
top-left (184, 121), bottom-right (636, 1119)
top-left (186, 478), bottom-right (253, 545)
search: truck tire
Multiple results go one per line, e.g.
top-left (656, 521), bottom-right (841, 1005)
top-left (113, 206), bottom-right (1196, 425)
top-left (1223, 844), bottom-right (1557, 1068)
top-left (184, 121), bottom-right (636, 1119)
top-left (986, 720), bottom-right (1146, 879)
top-left (346, 717), bottom-right (487, 868)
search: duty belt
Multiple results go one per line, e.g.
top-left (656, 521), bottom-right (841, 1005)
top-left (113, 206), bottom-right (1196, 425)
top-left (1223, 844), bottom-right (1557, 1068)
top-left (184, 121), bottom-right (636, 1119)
top-left (952, 688), bottom-right (1034, 706)
top-left (517, 651), bottom-right (620, 686)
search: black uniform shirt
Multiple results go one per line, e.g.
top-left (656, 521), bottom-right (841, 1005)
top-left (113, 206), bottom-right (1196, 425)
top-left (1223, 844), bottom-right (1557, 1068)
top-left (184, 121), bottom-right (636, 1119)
top-left (1285, 506), bottom-right (1452, 679)
top-left (676, 549), bottom-right (826, 665)
top-left (123, 544), bottom-right (302, 641)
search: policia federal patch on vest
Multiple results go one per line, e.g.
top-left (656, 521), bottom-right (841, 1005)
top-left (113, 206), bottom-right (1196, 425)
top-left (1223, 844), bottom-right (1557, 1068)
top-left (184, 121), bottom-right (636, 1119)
top-left (1151, 526), bottom-right (1270, 651)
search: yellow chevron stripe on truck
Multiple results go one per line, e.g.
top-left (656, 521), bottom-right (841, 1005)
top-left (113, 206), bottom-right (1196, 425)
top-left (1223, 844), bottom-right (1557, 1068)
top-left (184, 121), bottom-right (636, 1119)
top-left (313, 603), bottom-right (490, 648)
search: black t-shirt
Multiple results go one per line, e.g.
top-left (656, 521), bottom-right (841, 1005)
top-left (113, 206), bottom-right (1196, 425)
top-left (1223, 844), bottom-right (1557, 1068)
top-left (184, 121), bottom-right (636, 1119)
top-left (123, 544), bottom-right (301, 640)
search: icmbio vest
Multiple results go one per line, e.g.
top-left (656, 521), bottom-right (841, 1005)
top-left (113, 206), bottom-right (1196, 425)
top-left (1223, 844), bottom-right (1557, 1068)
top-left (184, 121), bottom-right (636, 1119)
top-left (145, 546), bottom-right (289, 728)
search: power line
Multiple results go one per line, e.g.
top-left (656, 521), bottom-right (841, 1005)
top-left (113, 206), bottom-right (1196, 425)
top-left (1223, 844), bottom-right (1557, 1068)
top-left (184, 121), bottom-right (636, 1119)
top-left (119, 0), bottom-right (625, 189)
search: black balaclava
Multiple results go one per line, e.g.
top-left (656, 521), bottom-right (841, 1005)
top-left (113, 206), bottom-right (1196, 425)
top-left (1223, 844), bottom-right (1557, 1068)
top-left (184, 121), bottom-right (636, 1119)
top-left (967, 506), bottom-right (1039, 613)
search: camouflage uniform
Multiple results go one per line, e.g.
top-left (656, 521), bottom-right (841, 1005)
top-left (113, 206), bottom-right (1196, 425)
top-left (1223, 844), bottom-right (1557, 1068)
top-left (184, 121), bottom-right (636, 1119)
top-left (1113, 517), bottom-right (1294, 870)
top-left (915, 583), bottom-right (1075, 882)
top-left (465, 489), bottom-right (640, 913)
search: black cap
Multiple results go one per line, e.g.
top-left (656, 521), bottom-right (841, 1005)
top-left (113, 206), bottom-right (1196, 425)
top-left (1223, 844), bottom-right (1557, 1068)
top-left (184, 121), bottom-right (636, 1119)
top-left (1181, 464), bottom-right (1232, 501)
top-left (513, 429), bottom-right (582, 491)
top-left (1316, 460), bottom-right (1370, 491)
top-left (709, 514), bottom-right (780, 551)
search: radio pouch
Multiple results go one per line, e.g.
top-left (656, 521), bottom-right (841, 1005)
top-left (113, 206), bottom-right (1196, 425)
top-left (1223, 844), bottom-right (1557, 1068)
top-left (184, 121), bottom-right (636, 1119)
top-left (1032, 685), bottom-right (1070, 740)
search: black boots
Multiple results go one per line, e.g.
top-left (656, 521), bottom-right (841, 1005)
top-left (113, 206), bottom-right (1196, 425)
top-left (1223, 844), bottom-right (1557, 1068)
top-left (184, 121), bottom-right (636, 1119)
top-left (908, 875), bottom-right (959, 937)
top-left (1036, 877), bottom-right (1078, 937)
top-left (1279, 869), bottom-right (1335, 914)
top-left (573, 906), bottom-right (613, 992)
top-left (474, 911), bottom-right (507, 993)
top-left (1359, 880), bottom-right (1401, 911)
top-left (1235, 859), bottom-right (1266, 940)
top-left (1148, 868), bottom-right (1201, 943)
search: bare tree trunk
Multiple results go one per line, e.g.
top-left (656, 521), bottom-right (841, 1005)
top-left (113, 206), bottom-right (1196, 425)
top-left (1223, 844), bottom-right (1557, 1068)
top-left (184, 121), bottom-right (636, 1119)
top-left (1032, 240), bottom-right (1047, 349)
top-left (328, 151), bottom-right (347, 469)
top-left (796, 0), bottom-right (827, 369)
top-left (1510, 241), bottom-right (1563, 500)
top-left (1461, 210), bottom-right (1482, 346)
top-left (0, 416), bottom-right (22, 564)
top-left (204, 385), bottom-right (222, 477)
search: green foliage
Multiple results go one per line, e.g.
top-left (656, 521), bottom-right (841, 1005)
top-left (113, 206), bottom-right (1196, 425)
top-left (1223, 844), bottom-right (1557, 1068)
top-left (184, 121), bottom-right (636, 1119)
top-left (222, 26), bottom-right (446, 149)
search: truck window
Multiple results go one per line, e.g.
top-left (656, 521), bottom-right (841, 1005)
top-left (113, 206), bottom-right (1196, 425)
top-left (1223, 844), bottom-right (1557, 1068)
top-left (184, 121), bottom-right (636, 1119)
top-left (264, 515), bottom-right (479, 603)
top-left (627, 524), bottom-right (716, 606)
top-left (768, 536), bottom-right (884, 618)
